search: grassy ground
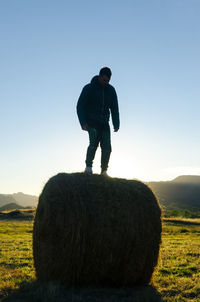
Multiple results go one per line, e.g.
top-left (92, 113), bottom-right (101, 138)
top-left (154, 219), bottom-right (200, 301)
top-left (0, 218), bottom-right (199, 301)
top-left (0, 220), bottom-right (35, 297)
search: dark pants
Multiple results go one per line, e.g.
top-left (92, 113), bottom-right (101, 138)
top-left (86, 125), bottom-right (112, 171)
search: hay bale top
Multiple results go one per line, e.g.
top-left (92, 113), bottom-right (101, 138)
top-left (39, 172), bottom-right (160, 212)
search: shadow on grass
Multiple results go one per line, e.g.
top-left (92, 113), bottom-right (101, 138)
top-left (1, 281), bottom-right (163, 302)
top-left (163, 218), bottom-right (200, 226)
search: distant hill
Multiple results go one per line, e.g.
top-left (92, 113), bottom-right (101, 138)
top-left (0, 194), bottom-right (16, 207)
top-left (173, 175), bottom-right (200, 184)
top-left (0, 203), bottom-right (24, 211)
top-left (12, 192), bottom-right (38, 207)
top-left (148, 175), bottom-right (200, 212)
top-left (0, 192), bottom-right (38, 208)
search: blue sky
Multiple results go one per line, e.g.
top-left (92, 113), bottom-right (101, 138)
top-left (1, 0), bottom-right (200, 195)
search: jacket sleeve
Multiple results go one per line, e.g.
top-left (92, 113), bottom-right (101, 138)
top-left (76, 85), bottom-right (89, 127)
top-left (110, 88), bottom-right (120, 129)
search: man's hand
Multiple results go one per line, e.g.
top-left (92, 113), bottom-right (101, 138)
top-left (114, 128), bottom-right (119, 132)
top-left (82, 124), bottom-right (88, 131)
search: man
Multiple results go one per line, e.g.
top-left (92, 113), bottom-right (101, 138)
top-left (77, 67), bottom-right (120, 176)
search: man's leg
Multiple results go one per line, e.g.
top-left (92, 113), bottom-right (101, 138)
top-left (100, 126), bottom-right (112, 173)
top-left (85, 127), bottom-right (100, 169)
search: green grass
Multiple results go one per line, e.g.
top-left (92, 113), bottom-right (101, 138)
top-left (0, 218), bottom-right (200, 301)
top-left (0, 221), bottom-right (35, 298)
top-left (154, 221), bottom-right (200, 301)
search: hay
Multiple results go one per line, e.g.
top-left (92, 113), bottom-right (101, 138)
top-left (33, 173), bottom-right (162, 287)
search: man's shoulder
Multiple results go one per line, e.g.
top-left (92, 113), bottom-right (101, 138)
top-left (82, 83), bottom-right (92, 90)
top-left (108, 84), bottom-right (117, 94)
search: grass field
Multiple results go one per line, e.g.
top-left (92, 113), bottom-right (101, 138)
top-left (0, 218), bottom-right (200, 301)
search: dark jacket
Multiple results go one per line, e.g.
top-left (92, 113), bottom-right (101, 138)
top-left (77, 76), bottom-right (120, 130)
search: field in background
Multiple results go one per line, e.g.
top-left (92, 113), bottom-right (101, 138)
top-left (0, 217), bottom-right (200, 301)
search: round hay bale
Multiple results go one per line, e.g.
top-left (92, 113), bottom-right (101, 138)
top-left (33, 173), bottom-right (162, 287)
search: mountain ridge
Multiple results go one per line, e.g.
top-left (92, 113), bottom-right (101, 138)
top-left (148, 175), bottom-right (200, 212)
top-left (171, 175), bottom-right (200, 184)
top-left (0, 203), bottom-right (24, 211)
top-left (0, 192), bottom-right (37, 208)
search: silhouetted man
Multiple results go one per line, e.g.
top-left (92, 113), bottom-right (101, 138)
top-left (77, 67), bottom-right (120, 176)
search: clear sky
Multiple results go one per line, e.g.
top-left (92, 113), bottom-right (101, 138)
top-left (1, 0), bottom-right (200, 195)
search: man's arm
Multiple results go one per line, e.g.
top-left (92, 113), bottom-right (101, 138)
top-left (110, 88), bottom-right (120, 131)
top-left (76, 85), bottom-right (89, 130)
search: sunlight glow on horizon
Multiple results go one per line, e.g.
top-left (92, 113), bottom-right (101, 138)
top-left (110, 167), bottom-right (200, 182)
top-left (1, 165), bottom-right (200, 196)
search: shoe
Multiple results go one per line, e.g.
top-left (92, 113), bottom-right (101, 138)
top-left (101, 171), bottom-right (109, 177)
top-left (84, 167), bottom-right (93, 174)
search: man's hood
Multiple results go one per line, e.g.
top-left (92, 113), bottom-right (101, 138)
top-left (90, 75), bottom-right (110, 88)
top-left (90, 75), bottom-right (99, 84)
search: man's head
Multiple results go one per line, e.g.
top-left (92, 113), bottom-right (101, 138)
top-left (98, 67), bottom-right (112, 87)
